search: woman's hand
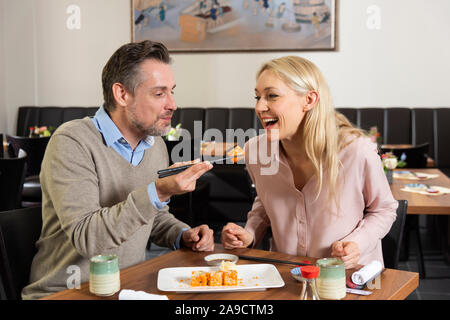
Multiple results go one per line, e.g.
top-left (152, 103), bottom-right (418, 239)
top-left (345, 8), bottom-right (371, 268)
top-left (331, 241), bottom-right (360, 269)
top-left (221, 222), bottom-right (254, 249)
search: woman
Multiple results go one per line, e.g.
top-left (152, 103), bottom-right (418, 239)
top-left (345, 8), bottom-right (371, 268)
top-left (221, 56), bottom-right (397, 268)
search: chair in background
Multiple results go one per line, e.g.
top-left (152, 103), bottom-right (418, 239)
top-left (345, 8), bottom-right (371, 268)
top-left (382, 200), bottom-right (408, 269)
top-left (6, 135), bottom-right (50, 206)
top-left (381, 142), bottom-right (429, 169)
top-left (0, 150), bottom-right (27, 211)
top-left (381, 143), bottom-right (430, 277)
top-left (0, 206), bottom-right (42, 300)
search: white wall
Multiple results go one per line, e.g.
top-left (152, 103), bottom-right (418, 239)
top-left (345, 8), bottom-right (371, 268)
top-left (1, 0), bottom-right (450, 135)
top-left (2, 0), bottom-right (131, 134)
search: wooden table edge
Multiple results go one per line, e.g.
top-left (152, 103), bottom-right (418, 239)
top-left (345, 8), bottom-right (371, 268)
top-left (40, 264), bottom-right (420, 301)
top-left (388, 271), bottom-right (419, 300)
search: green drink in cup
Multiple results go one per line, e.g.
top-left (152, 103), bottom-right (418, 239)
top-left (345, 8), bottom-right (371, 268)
top-left (89, 254), bottom-right (120, 296)
top-left (316, 258), bottom-right (346, 300)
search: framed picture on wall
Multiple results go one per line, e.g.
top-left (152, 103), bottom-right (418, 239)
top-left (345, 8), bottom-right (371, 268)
top-left (131, 0), bottom-right (336, 52)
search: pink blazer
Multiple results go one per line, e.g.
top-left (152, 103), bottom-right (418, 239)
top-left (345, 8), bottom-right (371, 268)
top-left (244, 135), bottom-right (398, 266)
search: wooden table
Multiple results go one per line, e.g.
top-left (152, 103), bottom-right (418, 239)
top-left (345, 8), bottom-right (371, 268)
top-left (390, 168), bottom-right (450, 215)
top-left (381, 144), bottom-right (414, 150)
top-left (41, 247), bottom-right (418, 300)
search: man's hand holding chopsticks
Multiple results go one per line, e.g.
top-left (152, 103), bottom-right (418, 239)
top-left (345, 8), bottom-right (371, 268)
top-left (155, 159), bottom-right (213, 202)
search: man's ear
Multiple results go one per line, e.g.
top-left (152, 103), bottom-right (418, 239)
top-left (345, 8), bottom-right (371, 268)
top-left (112, 83), bottom-right (131, 108)
top-left (303, 90), bottom-right (319, 112)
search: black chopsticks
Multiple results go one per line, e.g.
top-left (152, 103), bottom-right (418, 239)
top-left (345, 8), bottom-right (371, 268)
top-left (157, 155), bottom-right (241, 178)
top-left (237, 255), bottom-right (312, 266)
top-left (157, 163), bottom-right (193, 178)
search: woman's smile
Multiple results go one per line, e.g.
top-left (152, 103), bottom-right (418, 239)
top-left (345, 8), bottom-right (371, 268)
top-left (261, 116), bottom-right (279, 130)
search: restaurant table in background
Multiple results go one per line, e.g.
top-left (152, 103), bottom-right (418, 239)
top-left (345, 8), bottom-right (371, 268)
top-left (382, 144), bottom-right (413, 149)
top-left (390, 168), bottom-right (450, 277)
top-left (390, 168), bottom-right (450, 215)
top-left (41, 246), bottom-right (418, 300)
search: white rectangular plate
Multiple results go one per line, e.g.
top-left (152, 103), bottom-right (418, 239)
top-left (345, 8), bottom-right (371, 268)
top-left (157, 264), bottom-right (285, 293)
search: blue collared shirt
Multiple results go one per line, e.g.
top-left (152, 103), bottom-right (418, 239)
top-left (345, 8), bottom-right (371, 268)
top-left (91, 106), bottom-right (186, 249)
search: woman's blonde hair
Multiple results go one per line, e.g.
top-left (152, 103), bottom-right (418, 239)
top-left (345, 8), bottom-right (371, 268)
top-left (257, 56), bottom-right (363, 213)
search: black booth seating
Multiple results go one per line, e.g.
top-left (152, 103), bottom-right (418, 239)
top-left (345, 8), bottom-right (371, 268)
top-left (336, 107), bottom-right (450, 177)
top-left (14, 106), bottom-right (450, 236)
top-left (15, 106), bottom-right (98, 137)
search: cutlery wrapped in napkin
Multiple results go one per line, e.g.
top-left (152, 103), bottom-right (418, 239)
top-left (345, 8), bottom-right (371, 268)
top-left (118, 289), bottom-right (168, 300)
top-left (351, 260), bottom-right (383, 286)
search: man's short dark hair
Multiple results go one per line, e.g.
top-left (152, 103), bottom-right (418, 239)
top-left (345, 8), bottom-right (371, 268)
top-left (102, 40), bottom-right (171, 112)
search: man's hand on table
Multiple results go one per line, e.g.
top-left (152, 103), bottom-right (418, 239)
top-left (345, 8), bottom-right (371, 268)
top-left (182, 224), bottom-right (215, 252)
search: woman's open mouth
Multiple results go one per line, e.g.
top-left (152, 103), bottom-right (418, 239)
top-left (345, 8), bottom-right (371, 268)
top-left (262, 117), bottom-right (279, 130)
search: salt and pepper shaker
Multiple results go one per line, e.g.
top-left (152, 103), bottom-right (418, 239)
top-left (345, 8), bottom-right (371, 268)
top-left (299, 266), bottom-right (321, 300)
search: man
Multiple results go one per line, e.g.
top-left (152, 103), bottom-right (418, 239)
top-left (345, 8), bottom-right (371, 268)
top-left (22, 41), bottom-right (214, 299)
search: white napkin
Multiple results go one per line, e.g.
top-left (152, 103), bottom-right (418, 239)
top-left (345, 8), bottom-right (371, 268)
top-left (351, 260), bottom-right (382, 285)
top-left (118, 289), bottom-right (169, 300)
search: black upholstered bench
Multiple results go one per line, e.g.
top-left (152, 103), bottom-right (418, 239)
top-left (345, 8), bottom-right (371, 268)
top-left (15, 106), bottom-right (98, 137)
top-left (14, 106), bottom-right (450, 232)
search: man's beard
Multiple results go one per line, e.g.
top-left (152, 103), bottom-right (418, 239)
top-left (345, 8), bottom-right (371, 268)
top-left (128, 106), bottom-right (171, 137)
